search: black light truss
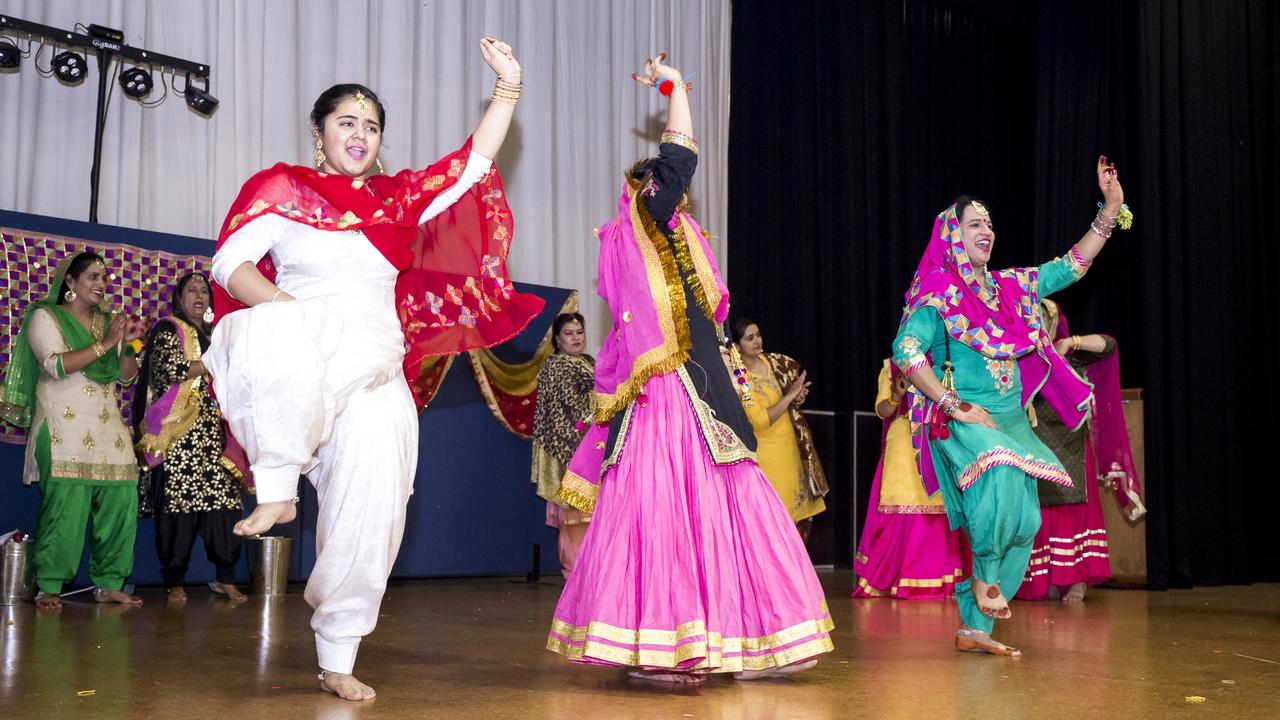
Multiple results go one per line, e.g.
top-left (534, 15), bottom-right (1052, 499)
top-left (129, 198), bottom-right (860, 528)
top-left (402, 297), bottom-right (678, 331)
top-left (0, 14), bottom-right (214, 223)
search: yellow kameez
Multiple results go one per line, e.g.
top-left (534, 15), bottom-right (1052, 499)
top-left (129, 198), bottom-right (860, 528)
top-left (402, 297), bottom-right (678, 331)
top-left (874, 360), bottom-right (945, 513)
top-left (744, 356), bottom-right (826, 522)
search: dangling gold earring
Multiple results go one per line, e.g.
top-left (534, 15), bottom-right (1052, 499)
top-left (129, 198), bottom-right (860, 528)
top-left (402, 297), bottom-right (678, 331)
top-left (375, 156), bottom-right (384, 174)
top-left (314, 139), bottom-right (326, 169)
top-left (64, 289), bottom-right (77, 303)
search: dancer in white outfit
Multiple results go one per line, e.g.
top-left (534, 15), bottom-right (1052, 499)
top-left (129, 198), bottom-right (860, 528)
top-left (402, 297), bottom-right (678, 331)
top-left (203, 38), bottom-right (537, 701)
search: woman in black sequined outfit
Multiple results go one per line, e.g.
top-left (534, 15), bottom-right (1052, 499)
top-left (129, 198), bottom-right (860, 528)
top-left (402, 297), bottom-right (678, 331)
top-left (134, 273), bottom-right (246, 602)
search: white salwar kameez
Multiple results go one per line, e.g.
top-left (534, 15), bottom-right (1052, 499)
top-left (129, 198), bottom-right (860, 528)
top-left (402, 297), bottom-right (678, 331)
top-left (204, 153), bottom-right (491, 674)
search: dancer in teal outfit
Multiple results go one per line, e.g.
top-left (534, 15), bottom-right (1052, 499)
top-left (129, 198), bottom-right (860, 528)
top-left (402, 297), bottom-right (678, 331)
top-left (892, 156), bottom-right (1129, 656)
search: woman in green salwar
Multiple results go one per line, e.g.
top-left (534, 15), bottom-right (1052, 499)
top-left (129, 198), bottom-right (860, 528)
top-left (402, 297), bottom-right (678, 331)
top-left (892, 156), bottom-right (1129, 656)
top-left (0, 252), bottom-right (147, 609)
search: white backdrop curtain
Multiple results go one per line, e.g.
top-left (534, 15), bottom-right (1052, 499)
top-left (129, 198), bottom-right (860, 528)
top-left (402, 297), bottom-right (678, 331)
top-left (0, 0), bottom-right (731, 340)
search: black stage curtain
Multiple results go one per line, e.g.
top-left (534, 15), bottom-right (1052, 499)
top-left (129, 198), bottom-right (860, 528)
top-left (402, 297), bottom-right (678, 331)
top-left (728, 0), bottom-right (1278, 588)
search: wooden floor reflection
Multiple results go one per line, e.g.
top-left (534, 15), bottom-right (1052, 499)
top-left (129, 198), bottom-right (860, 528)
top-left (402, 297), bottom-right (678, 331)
top-left (2, 572), bottom-right (1277, 719)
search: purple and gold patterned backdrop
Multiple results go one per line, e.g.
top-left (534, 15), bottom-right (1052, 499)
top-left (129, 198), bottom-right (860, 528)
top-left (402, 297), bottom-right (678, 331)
top-left (1, 227), bottom-right (211, 444)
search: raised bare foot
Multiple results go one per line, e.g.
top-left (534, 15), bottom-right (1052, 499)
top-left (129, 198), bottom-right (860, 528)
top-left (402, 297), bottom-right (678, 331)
top-left (970, 577), bottom-right (1011, 620)
top-left (626, 668), bottom-right (707, 684)
top-left (233, 501), bottom-right (297, 537)
top-left (955, 627), bottom-right (1022, 657)
top-left (94, 588), bottom-right (143, 606)
top-left (734, 658), bottom-right (818, 680)
top-left (319, 670), bottom-right (376, 701)
top-left (1063, 582), bottom-right (1087, 603)
top-left (167, 587), bottom-right (188, 603)
top-left (35, 592), bottom-right (62, 610)
top-left (213, 583), bottom-right (249, 602)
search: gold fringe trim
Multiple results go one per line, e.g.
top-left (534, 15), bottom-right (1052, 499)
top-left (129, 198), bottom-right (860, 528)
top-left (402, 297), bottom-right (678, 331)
top-left (555, 470), bottom-right (599, 513)
top-left (593, 188), bottom-right (695, 422)
top-left (636, 194), bottom-right (717, 324)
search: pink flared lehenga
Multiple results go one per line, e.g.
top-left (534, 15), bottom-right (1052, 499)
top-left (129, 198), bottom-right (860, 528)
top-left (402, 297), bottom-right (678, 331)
top-left (546, 138), bottom-right (832, 672)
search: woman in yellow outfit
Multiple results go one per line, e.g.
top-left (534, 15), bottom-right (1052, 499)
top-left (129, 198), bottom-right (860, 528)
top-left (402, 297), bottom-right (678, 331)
top-left (729, 319), bottom-right (828, 540)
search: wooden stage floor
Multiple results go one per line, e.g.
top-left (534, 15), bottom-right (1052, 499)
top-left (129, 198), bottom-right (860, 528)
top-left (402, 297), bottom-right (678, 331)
top-left (2, 571), bottom-right (1277, 719)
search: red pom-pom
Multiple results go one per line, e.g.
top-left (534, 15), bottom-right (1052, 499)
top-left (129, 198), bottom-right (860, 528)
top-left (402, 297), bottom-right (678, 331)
top-left (658, 79), bottom-right (674, 96)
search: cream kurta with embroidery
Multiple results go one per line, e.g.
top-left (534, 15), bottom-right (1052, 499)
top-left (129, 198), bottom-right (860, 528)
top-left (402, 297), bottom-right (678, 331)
top-left (22, 307), bottom-right (137, 486)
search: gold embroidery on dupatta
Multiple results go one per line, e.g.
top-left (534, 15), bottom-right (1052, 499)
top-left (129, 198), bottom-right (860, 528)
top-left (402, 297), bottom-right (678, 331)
top-left (592, 192), bottom-right (692, 422)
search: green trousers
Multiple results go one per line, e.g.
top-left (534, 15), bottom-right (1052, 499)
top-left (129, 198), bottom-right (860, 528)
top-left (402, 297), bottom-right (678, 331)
top-left (34, 480), bottom-right (138, 595)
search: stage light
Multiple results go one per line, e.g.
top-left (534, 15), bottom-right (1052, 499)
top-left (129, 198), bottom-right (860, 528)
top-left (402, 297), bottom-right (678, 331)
top-left (183, 74), bottom-right (219, 116)
top-left (119, 66), bottom-right (152, 98)
top-left (0, 40), bottom-right (20, 69)
top-left (53, 50), bottom-right (87, 83)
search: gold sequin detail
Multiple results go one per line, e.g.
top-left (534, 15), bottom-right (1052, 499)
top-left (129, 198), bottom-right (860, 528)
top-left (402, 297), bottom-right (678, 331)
top-left (63, 406), bottom-right (76, 420)
top-left (99, 407), bottom-right (111, 424)
top-left (83, 384), bottom-right (97, 396)
top-left (50, 431), bottom-right (62, 446)
top-left (115, 437), bottom-right (126, 452)
top-left (83, 432), bottom-right (96, 450)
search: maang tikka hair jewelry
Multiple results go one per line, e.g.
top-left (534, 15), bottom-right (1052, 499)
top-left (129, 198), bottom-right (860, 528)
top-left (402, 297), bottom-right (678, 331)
top-left (355, 90), bottom-right (370, 114)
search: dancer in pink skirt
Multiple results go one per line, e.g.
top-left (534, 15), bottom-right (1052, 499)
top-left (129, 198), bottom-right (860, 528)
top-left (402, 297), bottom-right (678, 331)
top-left (545, 54), bottom-right (833, 683)
top-left (1017, 299), bottom-right (1144, 602)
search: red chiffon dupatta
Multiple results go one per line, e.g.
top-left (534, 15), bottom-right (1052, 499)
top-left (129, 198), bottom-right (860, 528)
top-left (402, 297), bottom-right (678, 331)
top-left (210, 137), bottom-right (543, 409)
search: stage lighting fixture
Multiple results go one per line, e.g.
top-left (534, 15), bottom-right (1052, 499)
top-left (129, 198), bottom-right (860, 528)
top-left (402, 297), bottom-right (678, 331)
top-left (53, 50), bottom-right (87, 83)
top-left (184, 75), bottom-right (219, 116)
top-left (0, 40), bottom-right (20, 69)
top-left (119, 66), bottom-right (153, 98)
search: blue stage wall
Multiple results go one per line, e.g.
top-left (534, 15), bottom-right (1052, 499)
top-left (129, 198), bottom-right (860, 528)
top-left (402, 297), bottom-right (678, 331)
top-left (0, 209), bottom-right (567, 586)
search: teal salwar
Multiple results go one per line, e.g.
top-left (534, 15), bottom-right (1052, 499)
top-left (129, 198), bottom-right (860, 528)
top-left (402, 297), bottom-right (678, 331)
top-left (894, 253), bottom-right (1085, 633)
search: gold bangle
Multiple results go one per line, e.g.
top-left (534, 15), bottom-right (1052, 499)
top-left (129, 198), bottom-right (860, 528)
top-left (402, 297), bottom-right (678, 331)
top-left (91, 342), bottom-right (105, 359)
top-left (1071, 335), bottom-right (1082, 352)
top-left (491, 78), bottom-right (522, 104)
top-left (886, 395), bottom-right (901, 408)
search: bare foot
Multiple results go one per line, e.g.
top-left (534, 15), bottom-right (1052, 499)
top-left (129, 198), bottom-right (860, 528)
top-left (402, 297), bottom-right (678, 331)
top-left (167, 587), bottom-right (188, 603)
top-left (319, 671), bottom-right (376, 701)
top-left (970, 578), bottom-right (1011, 620)
top-left (955, 627), bottom-right (1022, 657)
top-left (626, 668), bottom-right (707, 684)
top-left (213, 583), bottom-right (249, 602)
top-left (1063, 582), bottom-right (1087, 603)
top-left (734, 658), bottom-right (818, 680)
top-left (233, 501), bottom-right (297, 537)
top-left (94, 588), bottom-right (143, 606)
top-left (35, 592), bottom-right (62, 611)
